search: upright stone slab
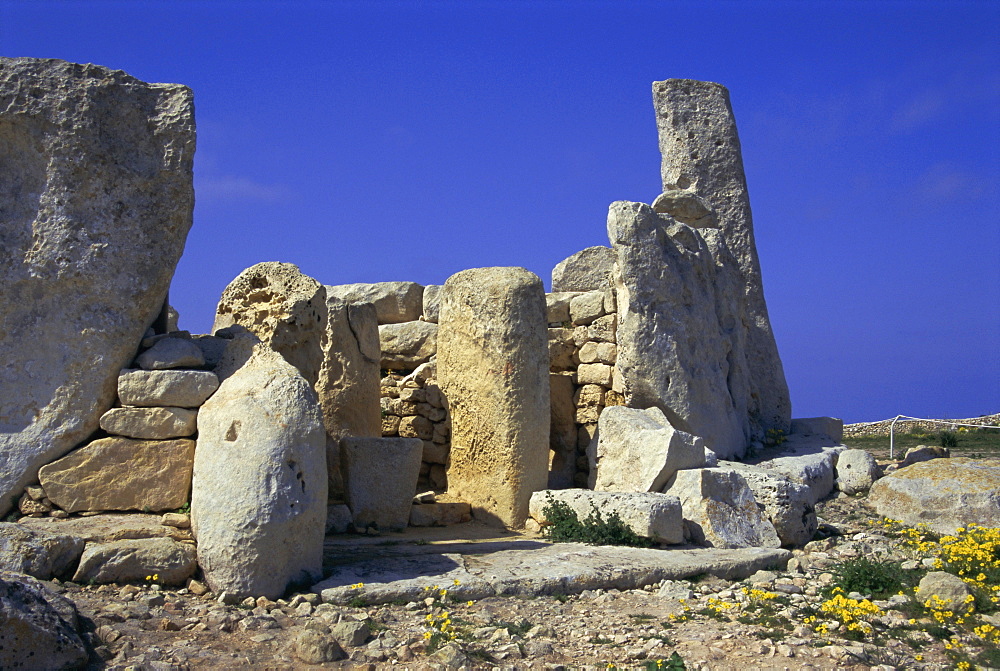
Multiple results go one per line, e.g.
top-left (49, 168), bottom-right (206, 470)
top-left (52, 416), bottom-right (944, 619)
top-left (212, 262), bottom-right (327, 387)
top-left (438, 267), bottom-right (550, 528)
top-left (318, 298), bottom-right (382, 498)
top-left (191, 339), bottom-right (327, 600)
top-left (340, 437), bottom-right (422, 530)
top-left (0, 58), bottom-right (195, 515)
top-left (609, 201), bottom-right (751, 457)
top-left (652, 78), bottom-right (790, 442)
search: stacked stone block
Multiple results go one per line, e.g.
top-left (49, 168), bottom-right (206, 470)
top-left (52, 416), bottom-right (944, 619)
top-left (379, 365), bottom-right (450, 493)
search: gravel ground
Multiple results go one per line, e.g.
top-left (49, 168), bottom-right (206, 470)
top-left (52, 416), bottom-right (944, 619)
top-left (52, 487), bottom-right (993, 670)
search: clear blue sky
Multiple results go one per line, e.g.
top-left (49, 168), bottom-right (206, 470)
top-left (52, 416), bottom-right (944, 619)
top-left (2, 1), bottom-right (998, 424)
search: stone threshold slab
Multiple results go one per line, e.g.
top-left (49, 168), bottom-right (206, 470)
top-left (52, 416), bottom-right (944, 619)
top-left (314, 539), bottom-right (790, 605)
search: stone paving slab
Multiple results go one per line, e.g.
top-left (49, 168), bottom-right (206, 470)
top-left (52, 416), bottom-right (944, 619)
top-left (315, 525), bottom-right (790, 605)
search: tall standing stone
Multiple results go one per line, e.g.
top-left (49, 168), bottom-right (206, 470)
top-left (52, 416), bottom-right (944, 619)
top-left (191, 338), bottom-right (327, 600)
top-left (651, 78), bottom-right (790, 442)
top-left (438, 267), bottom-right (550, 528)
top-left (0, 58), bottom-right (195, 515)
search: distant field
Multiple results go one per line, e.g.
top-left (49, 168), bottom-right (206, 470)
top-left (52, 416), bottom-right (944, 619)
top-left (843, 427), bottom-right (1000, 460)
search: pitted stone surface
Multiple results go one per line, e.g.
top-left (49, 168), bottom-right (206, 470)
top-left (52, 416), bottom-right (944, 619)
top-left (117, 369), bottom-right (219, 408)
top-left (551, 246), bottom-right (616, 292)
top-left (0, 57), bottom-right (195, 515)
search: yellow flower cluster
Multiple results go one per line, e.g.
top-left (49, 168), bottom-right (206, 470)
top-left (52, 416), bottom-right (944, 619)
top-left (423, 611), bottom-right (456, 642)
top-left (816, 589), bottom-right (883, 636)
top-left (740, 587), bottom-right (778, 602)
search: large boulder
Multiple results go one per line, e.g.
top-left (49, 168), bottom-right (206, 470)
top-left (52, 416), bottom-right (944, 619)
top-left (438, 267), bottom-right (550, 528)
top-left (551, 246), bottom-right (615, 292)
top-left (326, 281), bottom-right (424, 325)
top-left (0, 523), bottom-right (84, 579)
top-left (318, 299), bottom-right (382, 499)
top-left (608, 200), bottom-right (751, 458)
top-left (528, 489), bottom-right (684, 544)
top-left (665, 468), bottom-right (781, 549)
top-left (653, 78), bottom-right (791, 444)
top-left (867, 458), bottom-right (1000, 534)
top-left (0, 570), bottom-right (88, 670)
top-left (0, 58), bottom-right (196, 515)
top-left (191, 338), bottom-right (327, 600)
top-left (835, 449), bottom-right (879, 494)
top-left (715, 462), bottom-right (816, 547)
top-left (71, 537), bottom-right (196, 586)
top-left (378, 321), bottom-right (438, 370)
top-left (38, 437), bottom-right (195, 513)
top-left (212, 262), bottom-right (327, 387)
top-left (588, 406), bottom-right (705, 492)
top-left (340, 437), bottom-right (423, 530)
top-left (752, 435), bottom-right (844, 505)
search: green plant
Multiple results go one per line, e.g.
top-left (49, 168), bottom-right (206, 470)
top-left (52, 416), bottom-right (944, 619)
top-left (174, 501), bottom-right (190, 515)
top-left (540, 494), bottom-right (654, 548)
top-left (492, 618), bottom-right (532, 637)
top-left (347, 597), bottom-right (367, 608)
top-left (765, 428), bottom-right (787, 447)
top-left (940, 430), bottom-right (959, 448)
top-left (823, 556), bottom-right (909, 599)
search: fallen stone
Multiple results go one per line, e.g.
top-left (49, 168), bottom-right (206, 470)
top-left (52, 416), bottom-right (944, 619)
top-left (136, 337), bottom-right (205, 370)
top-left (0, 57), bottom-right (195, 516)
top-left (835, 449), bottom-right (879, 494)
top-left (378, 321), bottom-right (438, 370)
top-left (752, 434), bottom-right (845, 505)
top-left (790, 417), bottom-right (844, 443)
top-left (409, 502), bottom-right (473, 527)
top-left (665, 468), bottom-right (781, 549)
top-left (98, 406), bottom-right (198, 439)
top-left (439, 267), bottom-right (550, 528)
top-left (551, 246), bottom-right (616, 292)
top-left (294, 627), bottom-right (346, 663)
top-left (867, 458), bottom-right (1000, 534)
top-left (326, 281), bottom-right (424, 325)
top-left (529, 489), bottom-right (684, 544)
top-left (589, 406), bottom-right (705, 493)
top-left (422, 285), bottom-right (442, 323)
top-left (341, 437), bottom-right (423, 530)
top-left (212, 262), bottom-right (327, 387)
top-left (72, 537), bottom-right (196, 586)
top-left (117, 369), bottom-right (220, 408)
top-left (39, 437), bottom-right (194, 513)
top-left (192, 339), bottom-right (327, 600)
top-left (901, 444), bottom-right (950, 467)
top-left (0, 570), bottom-right (88, 669)
top-left (715, 462), bottom-right (816, 547)
top-left (916, 571), bottom-right (973, 612)
top-left (332, 619), bottom-right (370, 647)
top-left (653, 78), bottom-right (791, 449)
top-left (0, 523), bottom-right (84, 579)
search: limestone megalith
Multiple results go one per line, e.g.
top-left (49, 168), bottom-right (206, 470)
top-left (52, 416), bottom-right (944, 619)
top-left (0, 58), bottom-right (195, 514)
top-left (438, 267), bottom-right (550, 528)
top-left (650, 78), bottom-right (791, 444)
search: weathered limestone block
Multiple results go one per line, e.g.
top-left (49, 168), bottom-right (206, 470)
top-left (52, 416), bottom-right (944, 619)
top-left (18, 513), bottom-right (192, 543)
top-left (551, 246), bottom-right (615, 292)
top-left (549, 373), bottom-right (577, 489)
top-left (410, 502), bottom-right (473, 527)
top-left (379, 321), bottom-right (438, 370)
top-left (326, 282), bottom-right (424, 325)
top-left (574, 314), bottom-right (617, 346)
top-left (545, 292), bottom-right (580, 325)
top-left (439, 267), bottom-right (550, 528)
top-left (653, 78), bottom-right (791, 444)
top-left (834, 449), bottom-right (879, 494)
top-left (191, 335), bottom-right (229, 369)
top-left (588, 406), bottom-right (705, 493)
top-left (340, 437), bottom-right (422, 530)
top-left (867, 458), bottom-right (1000, 534)
top-left (0, 571), bottom-right (87, 670)
top-left (99, 406), bottom-right (197, 439)
top-left (577, 363), bottom-right (613, 386)
top-left (422, 285), bottom-right (442, 323)
top-left (901, 445), bottom-right (949, 467)
top-left (715, 462), bottom-right (816, 547)
top-left (318, 299), bottom-right (381, 500)
top-left (651, 190), bottom-right (717, 227)
top-left (665, 468), bottom-right (781, 549)
top-left (72, 537), bottom-right (196, 585)
top-left (916, 572), bottom-right (972, 612)
top-left (39, 437), bottom-right (194, 513)
top-left (579, 341), bottom-right (617, 365)
top-left (118, 369), bottom-right (219, 407)
top-left (528, 489), bottom-right (684, 544)
top-left (192, 340), bottom-right (327, 600)
top-left (0, 58), bottom-right (196, 515)
top-left (0, 523), bottom-right (85, 579)
top-left (399, 415), bottom-right (433, 440)
top-left (569, 291), bottom-right (607, 326)
top-left (548, 328), bottom-right (577, 371)
top-left (136, 337), bottom-right (205, 370)
top-left (754, 436), bottom-right (844, 505)
top-left (790, 417), bottom-right (844, 443)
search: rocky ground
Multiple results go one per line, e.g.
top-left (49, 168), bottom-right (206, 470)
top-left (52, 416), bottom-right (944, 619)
top-left (49, 469), bottom-right (999, 671)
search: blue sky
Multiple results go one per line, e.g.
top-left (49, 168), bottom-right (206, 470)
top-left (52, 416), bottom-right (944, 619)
top-left (2, 0), bottom-right (998, 423)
